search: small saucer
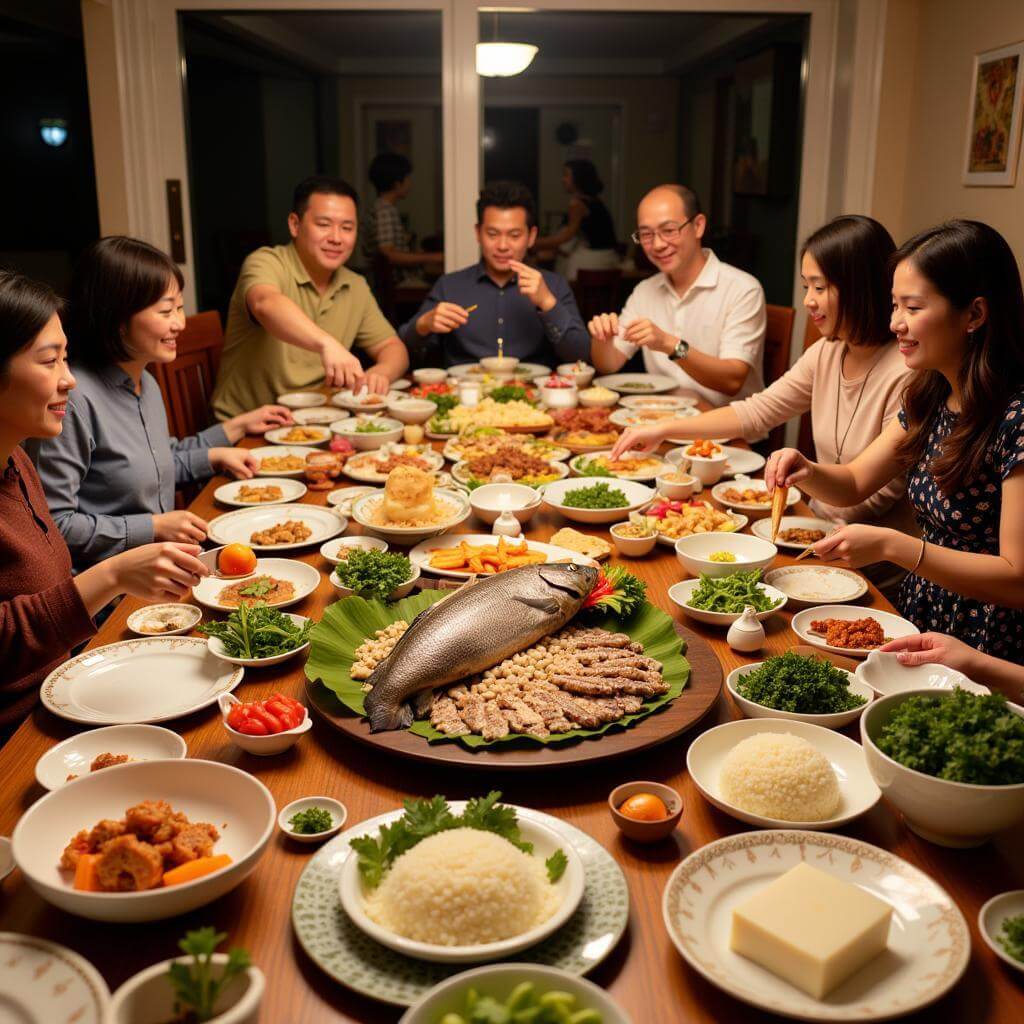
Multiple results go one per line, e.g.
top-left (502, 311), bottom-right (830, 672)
top-left (278, 797), bottom-right (347, 844)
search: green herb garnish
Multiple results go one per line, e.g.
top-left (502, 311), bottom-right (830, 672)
top-left (333, 548), bottom-right (412, 601)
top-left (687, 571), bottom-right (782, 614)
top-left (198, 602), bottom-right (311, 659)
top-left (997, 913), bottom-right (1024, 963)
top-left (545, 849), bottom-right (568, 883)
top-left (167, 927), bottom-right (251, 1023)
top-left (736, 651), bottom-right (866, 714)
top-left (573, 457), bottom-right (615, 478)
top-left (488, 384), bottom-right (535, 404)
top-left (238, 577), bottom-right (272, 598)
top-left (288, 807), bottom-right (334, 834)
top-left (442, 983), bottom-right (601, 1024)
top-left (561, 482), bottom-right (629, 509)
top-left (582, 564), bottom-right (647, 618)
top-left (875, 688), bottom-right (1024, 785)
top-left (429, 392), bottom-right (459, 416)
top-left (354, 420), bottom-right (390, 433)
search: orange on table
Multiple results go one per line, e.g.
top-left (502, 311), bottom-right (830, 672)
top-left (618, 793), bottom-right (669, 821)
top-left (219, 543), bottom-right (257, 576)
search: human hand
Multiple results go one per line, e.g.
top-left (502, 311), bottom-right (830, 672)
top-left (209, 447), bottom-right (259, 479)
top-left (420, 302), bottom-right (469, 335)
top-left (622, 318), bottom-right (676, 355)
top-left (764, 447), bottom-right (812, 493)
top-left (879, 631), bottom-right (983, 674)
top-left (811, 524), bottom-right (895, 569)
top-left (610, 424), bottom-right (667, 459)
top-left (229, 404), bottom-right (293, 436)
top-left (510, 260), bottom-right (555, 312)
top-left (110, 542), bottom-right (209, 601)
top-left (152, 510), bottom-right (208, 544)
top-left (587, 313), bottom-right (620, 345)
top-left (319, 337), bottom-right (365, 390)
top-left (362, 370), bottom-right (392, 396)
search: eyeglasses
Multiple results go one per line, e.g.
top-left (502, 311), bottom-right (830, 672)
top-left (631, 218), bottom-right (694, 246)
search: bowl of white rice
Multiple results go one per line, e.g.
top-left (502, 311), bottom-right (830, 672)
top-left (339, 809), bottom-right (584, 963)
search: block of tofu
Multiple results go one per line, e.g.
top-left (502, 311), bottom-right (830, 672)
top-left (730, 861), bottom-right (892, 1000)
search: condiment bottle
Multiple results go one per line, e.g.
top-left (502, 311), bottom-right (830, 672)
top-left (492, 510), bottom-right (522, 537)
top-left (727, 605), bottom-right (765, 653)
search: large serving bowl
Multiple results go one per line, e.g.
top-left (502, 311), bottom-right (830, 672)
top-left (386, 397), bottom-right (436, 425)
top-left (12, 759), bottom-right (275, 922)
top-left (469, 482), bottom-right (542, 525)
top-left (352, 488), bottom-right (471, 546)
top-left (860, 689), bottom-right (1024, 847)
top-left (539, 477), bottom-right (655, 525)
top-left (674, 531), bottom-right (777, 578)
top-left (330, 416), bottom-right (404, 451)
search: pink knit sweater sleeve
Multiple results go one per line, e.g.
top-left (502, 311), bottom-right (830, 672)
top-left (730, 344), bottom-right (817, 439)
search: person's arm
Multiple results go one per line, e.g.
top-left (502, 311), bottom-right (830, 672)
top-left (362, 335), bottom-right (410, 383)
top-left (354, 288), bottom-right (410, 389)
top-left (588, 284), bottom-right (644, 374)
top-left (611, 406), bottom-right (744, 459)
top-left (510, 264), bottom-right (591, 363)
top-left (730, 344), bottom-right (815, 438)
top-left (534, 198), bottom-right (586, 251)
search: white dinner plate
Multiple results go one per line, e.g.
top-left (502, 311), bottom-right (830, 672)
top-left (448, 362), bottom-right (550, 380)
top-left (251, 445), bottom-right (311, 477)
top-left (326, 485), bottom-right (380, 515)
top-left (620, 394), bottom-right (697, 411)
top-left (568, 450), bottom-right (670, 482)
top-left (591, 372), bottom-right (677, 394)
top-left (654, 510), bottom-right (749, 547)
top-left (720, 446), bottom-right (766, 477)
top-left (207, 504), bottom-right (344, 552)
top-left (40, 637), bottom-right (243, 726)
top-left (752, 515), bottom-right (836, 550)
top-left (764, 566), bottom-right (868, 607)
top-left (344, 446), bottom-right (445, 484)
top-left (791, 605), bottom-right (919, 658)
top-left (192, 557), bottom-right (321, 611)
top-left (608, 407), bottom-right (696, 428)
top-left (409, 534), bottom-right (593, 579)
top-left (662, 830), bottom-right (970, 1022)
top-left (213, 477), bottom-right (308, 507)
top-left (711, 480), bottom-right (799, 514)
top-left (276, 390), bottom-right (325, 409)
top-left (125, 602), bottom-right (202, 637)
top-left (442, 436), bottom-right (572, 463)
top-left (453, 459), bottom-right (569, 486)
top-left (292, 406), bottom-right (343, 426)
top-left (264, 425), bottom-right (331, 447)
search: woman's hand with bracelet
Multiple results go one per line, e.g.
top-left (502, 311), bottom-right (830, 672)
top-left (812, 524), bottom-right (912, 568)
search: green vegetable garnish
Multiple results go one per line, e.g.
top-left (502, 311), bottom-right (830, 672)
top-left (429, 392), bottom-right (459, 416)
top-left (436, 981), bottom-right (602, 1024)
top-left (238, 577), bottom-right (272, 598)
top-left (354, 421), bottom-right (390, 433)
top-left (350, 790), bottom-right (566, 889)
top-left (686, 571), bottom-right (782, 614)
top-left (288, 807), bottom-right (334, 834)
top-left (736, 651), bottom-right (867, 714)
top-left (167, 927), bottom-right (251, 1023)
top-left (545, 849), bottom-right (568, 883)
top-left (875, 688), bottom-right (1024, 785)
top-left (198, 602), bottom-right (311, 659)
top-left (488, 384), bottom-right (535, 404)
top-left (333, 549), bottom-right (412, 601)
top-left (582, 565), bottom-right (647, 618)
top-left (573, 458), bottom-right (615, 478)
top-left (997, 913), bottom-right (1024, 963)
top-left (561, 482), bottom-right (629, 509)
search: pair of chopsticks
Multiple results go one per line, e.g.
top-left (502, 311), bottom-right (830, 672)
top-left (770, 483), bottom-right (817, 560)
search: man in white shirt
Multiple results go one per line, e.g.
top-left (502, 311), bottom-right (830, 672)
top-left (589, 184), bottom-right (765, 407)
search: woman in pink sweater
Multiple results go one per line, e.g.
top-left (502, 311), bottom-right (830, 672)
top-left (612, 216), bottom-right (915, 532)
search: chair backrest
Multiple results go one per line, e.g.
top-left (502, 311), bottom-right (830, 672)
top-left (574, 268), bottom-right (622, 323)
top-left (153, 310), bottom-right (224, 439)
top-left (762, 304), bottom-right (796, 453)
top-left (372, 251), bottom-right (397, 321)
top-left (797, 315), bottom-right (823, 458)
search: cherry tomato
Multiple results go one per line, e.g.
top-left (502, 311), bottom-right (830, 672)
top-left (619, 793), bottom-right (669, 821)
top-left (219, 543), bottom-right (256, 577)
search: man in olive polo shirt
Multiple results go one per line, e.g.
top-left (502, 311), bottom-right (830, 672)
top-left (212, 176), bottom-right (409, 420)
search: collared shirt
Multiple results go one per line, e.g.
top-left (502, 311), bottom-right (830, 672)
top-left (613, 249), bottom-right (766, 406)
top-left (29, 364), bottom-right (228, 571)
top-left (212, 243), bottom-right (396, 419)
top-left (363, 197), bottom-right (407, 260)
top-left (398, 261), bottom-right (590, 368)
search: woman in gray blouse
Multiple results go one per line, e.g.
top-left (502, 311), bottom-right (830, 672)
top-left (31, 237), bottom-right (292, 571)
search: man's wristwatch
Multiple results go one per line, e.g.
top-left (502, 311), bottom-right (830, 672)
top-left (671, 338), bottom-right (690, 361)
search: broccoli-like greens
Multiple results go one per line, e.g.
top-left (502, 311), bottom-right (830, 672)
top-left (561, 482), bottom-right (629, 509)
top-left (333, 549), bottom-right (412, 601)
top-left (198, 603), bottom-right (311, 659)
top-left (997, 913), bottom-right (1024, 963)
top-left (686, 571), bottom-right (782, 614)
top-left (735, 651), bottom-right (867, 714)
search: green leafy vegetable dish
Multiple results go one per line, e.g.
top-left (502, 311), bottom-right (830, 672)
top-left (875, 688), bottom-right (1024, 785)
top-left (198, 603), bottom-right (311, 659)
top-left (288, 807), bottom-right (334, 834)
top-left (572, 458), bottom-right (615, 478)
top-left (997, 913), bottom-right (1024, 963)
top-left (354, 420), bottom-right (391, 434)
top-left (561, 482), bottom-right (629, 509)
top-left (350, 791), bottom-right (567, 888)
top-left (487, 384), bottom-right (536, 404)
top-left (735, 651), bottom-right (866, 714)
top-left (167, 927), bottom-right (251, 1023)
top-left (436, 983), bottom-right (603, 1024)
top-left (333, 548), bottom-right (412, 600)
top-left (686, 570), bottom-right (783, 614)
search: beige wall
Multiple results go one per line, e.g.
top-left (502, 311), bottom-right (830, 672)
top-left (873, 0), bottom-right (1024, 257)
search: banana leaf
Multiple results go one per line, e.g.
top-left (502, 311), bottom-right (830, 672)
top-left (305, 589), bottom-right (690, 748)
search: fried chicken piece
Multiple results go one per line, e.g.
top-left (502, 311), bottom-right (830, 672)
top-left (95, 834), bottom-right (164, 892)
top-left (88, 818), bottom-right (127, 850)
top-left (60, 830), bottom-right (91, 871)
top-left (166, 822), bottom-right (220, 867)
top-left (809, 617), bottom-right (888, 649)
top-left (124, 800), bottom-right (188, 843)
top-left (90, 752), bottom-right (131, 772)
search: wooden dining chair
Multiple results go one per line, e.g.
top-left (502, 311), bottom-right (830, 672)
top-left (761, 304), bottom-right (796, 453)
top-left (573, 268), bottom-right (622, 323)
top-left (152, 310), bottom-right (224, 441)
top-left (796, 314), bottom-right (823, 458)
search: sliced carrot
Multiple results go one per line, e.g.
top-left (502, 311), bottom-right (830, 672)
top-left (73, 853), bottom-right (103, 892)
top-left (162, 854), bottom-right (232, 888)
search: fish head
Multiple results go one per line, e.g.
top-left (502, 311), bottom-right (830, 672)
top-left (536, 562), bottom-right (599, 600)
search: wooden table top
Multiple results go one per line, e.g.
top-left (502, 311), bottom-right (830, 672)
top-left (2, 412), bottom-right (1022, 1023)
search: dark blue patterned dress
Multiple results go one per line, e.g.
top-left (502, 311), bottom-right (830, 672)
top-left (896, 394), bottom-right (1024, 663)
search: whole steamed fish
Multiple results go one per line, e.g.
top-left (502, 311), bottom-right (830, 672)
top-left (363, 562), bottom-right (599, 731)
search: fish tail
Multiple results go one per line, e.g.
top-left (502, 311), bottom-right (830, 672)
top-left (364, 691), bottom-right (414, 732)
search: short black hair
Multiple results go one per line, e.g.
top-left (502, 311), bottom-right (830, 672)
top-left (369, 153), bottom-right (413, 195)
top-left (662, 184), bottom-right (701, 220)
top-left (0, 271), bottom-right (62, 378)
top-left (68, 236), bottom-right (184, 369)
top-left (476, 181), bottom-right (537, 228)
top-left (565, 159), bottom-right (603, 197)
top-left (292, 176), bottom-right (360, 219)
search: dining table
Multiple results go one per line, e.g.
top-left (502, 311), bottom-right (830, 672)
top-left (1, 390), bottom-right (1022, 1024)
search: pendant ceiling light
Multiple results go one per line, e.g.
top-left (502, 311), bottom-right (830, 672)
top-left (476, 13), bottom-right (538, 78)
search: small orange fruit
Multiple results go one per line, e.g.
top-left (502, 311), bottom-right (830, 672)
top-left (219, 543), bottom-right (257, 577)
top-left (619, 793), bottom-right (669, 821)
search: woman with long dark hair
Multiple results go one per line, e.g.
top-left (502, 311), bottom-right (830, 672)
top-left (767, 219), bottom-right (1024, 661)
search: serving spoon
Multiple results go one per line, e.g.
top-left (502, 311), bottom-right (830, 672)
top-left (198, 545), bottom-right (258, 580)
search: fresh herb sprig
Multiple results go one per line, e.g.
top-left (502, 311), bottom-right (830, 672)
top-left (488, 384), bottom-right (536, 404)
top-left (288, 807), bottom-right (334, 834)
top-left (573, 458), bottom-right (615, 478)
top-left (333, 549), bottom-right (412, 601)
top-left (198, 602), bottom-right (311, 659)
top-left (167, 927), bottom-right (251, 1023)
top-left (998, 913), bottom-right (1024, 963)
top-left (561, 482), bottom-right (629, 509)
top-left (582, 565), bottom-right (647, 619)
top-left (736, 651), bottom-right (866, 714)
top-left (687, 570), bottom-right (782, 614)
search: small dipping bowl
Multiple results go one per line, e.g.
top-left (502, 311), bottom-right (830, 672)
top-left (685, 450), bottom-right (729, 486)
top-left (218, 693), bottom-right (312, 756)
top-left (656, 470), bottom-right (699, 499)
top-left (558, 362), bottom-right (595, 389)
top-left (609, 522), bottom-right (657, 557)
top-left (470, 482), bottom-right (541, 525)
top-left (539, 380), bottom-right (579, 409)
top-left (386, 397), bottom-right (436, 424)
top-left (277, 796), bottom-right (347, 844)
top-left (412, 368), bottom-right (448, 385)
top-left (608, 781), bottom-right (682, 842)
top-left (320, 535), bottom-right (389, 566)
top-left (126, 603), bottom-right (202, 637)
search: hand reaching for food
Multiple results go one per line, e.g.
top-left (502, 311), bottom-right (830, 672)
top-left (764, 447), bottom-right (811, 493)
top-left (153, 510), bottom-right (208, 544)
top-left (610, 423), bottom-right (669, 459)
top-left (210, 447), bottom-right (258, 479)
top-left (225, 404), bottom-right (293, 439)
top-left (111, 542), bottom-right (209, 601)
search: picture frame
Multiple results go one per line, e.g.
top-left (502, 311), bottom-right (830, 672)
top-left (962, 40), bottom-right (1024, 187)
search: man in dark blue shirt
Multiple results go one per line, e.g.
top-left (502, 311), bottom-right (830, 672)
top-left (398, 182), bottom-right (590, 369)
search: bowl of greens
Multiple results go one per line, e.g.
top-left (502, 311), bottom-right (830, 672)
top-left (860, 688), bottom-right (1024, 847)
top-left (277, 796), bottom-right (347, 845)
top-left (668, 572), bottom-right (786, 626)
top-left (978, 890), bottom-right (1024, 975)
top-left (674, 531), bottom-right (777, 578)
top-left (199, 606), bottom-right (312, 668)
top-left (330, 548), bottom-right (419, 601)
top-left (329, 416), bottom-right (403, 450)
top-left (539, 477), bottom-right (655, 525)
top-left (727, 650), bottom-right (873, 728)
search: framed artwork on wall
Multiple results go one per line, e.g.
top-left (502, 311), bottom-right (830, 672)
top-left (962, 40), bottom-right (1024, 186)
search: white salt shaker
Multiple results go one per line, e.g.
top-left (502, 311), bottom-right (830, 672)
top-left (727, 605), bottom-right (765, 653)
top-left (492, 510), bottom-right (522, 537)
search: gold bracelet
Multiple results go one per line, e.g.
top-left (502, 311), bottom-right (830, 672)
top-left (911, 537), bottom-right (926, 574)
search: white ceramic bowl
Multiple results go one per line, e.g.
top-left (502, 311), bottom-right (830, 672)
top-left (35, 725), bottom-right (188, 791)
top-left (540, 477), bottom-right (655, 525)
top-left (860, 689), bottom-right (1024, 846)
top-left (0, 836), bottom-right (12, 883)
top-left (668, 578), bottom-right (786, 626)
top-left (855, 650), bottom-right (990, 696)
top-left (277, 796), bottom-right (347, 844)
top-left (978, 890), bottom-right (1024, 974)
top-left (726, 661), bottom-right (873, 729)
top-left (352, 488), bottom-right (471, 546)
top-left (338, 813), bottom-right (584, 964)
top-left (329, 389), bottom-right (393, 414)
top-left (470, 482), bottom-right (542, 525)
top-left (399, 963), bottom-right (632, 1024)
top-left (557, 362), bottom-right (596, 389)
top-left (109, 955), bottom-right (264, 1024)
top-left (539, 383), bottom-right (579, 409)
top-left (412, 368), bottom-right (448, 384)
top-left (683, 448), bottom-right (729, 485)
top-left (126, 603), bottom-right (202, 637)
top-left (386, 397), bottom-right (436, 424)
top-left (217, 693), bottom-right (312, 755)
top-left (577, 388), bottom-right (620, 408)
top-left (319, 535), bottom-right (389, 566)
top-left (206, 613), bottom-right (311, 668)
top-left (656, 471), bottom-right (699, 499)
top-left (192, 557), bottom-right (321, 612)
top-left (12, 759), bottom-right (275, 922)
top-left (480, 355), bottom-right (520, 376)
top-left (276, 391), bottom-right (325, 409)
top-left (329, 563), bottom-right (420, 601)
top-left (330, 417), bottom-right (404, 450)
top-left (609, 522), bottom-right (658, 557)
top-left (674, 531), bottom-right (777, 578)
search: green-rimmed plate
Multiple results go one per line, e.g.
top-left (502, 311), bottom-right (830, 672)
top-left (291, 807), bottom-right (629, 1006)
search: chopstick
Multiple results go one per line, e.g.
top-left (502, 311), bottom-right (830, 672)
top-left (794, 544), bottom-right (817, 561)
top-left (465, 304), bottom-right (479, 314)
top-left (770, 485), bottom-right (786, 543)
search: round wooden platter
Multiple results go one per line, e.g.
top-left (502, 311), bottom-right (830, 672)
top-left (304, 622), bottom-right (723, 770)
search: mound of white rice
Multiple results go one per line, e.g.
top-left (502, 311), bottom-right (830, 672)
top-left (364, 828), bottom-right (561, 946)
top-left (719, 732), bottom-right (840, 821)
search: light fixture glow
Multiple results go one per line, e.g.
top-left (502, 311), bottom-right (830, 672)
top-left (476, 41), bottom-right (538, 77)
top-left (40, 118), bottom-right (68, 147)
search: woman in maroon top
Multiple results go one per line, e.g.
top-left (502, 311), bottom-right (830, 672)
top-left (0, 271), bottom-right (211, 734)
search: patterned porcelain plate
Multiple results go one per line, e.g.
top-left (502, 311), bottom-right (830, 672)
top-left (662, 830), bottom-right (970, 1022)
top-left (0, 932), bottom-right (110, 1023)
top-left (292, 808), bottom-right (629, 1006)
